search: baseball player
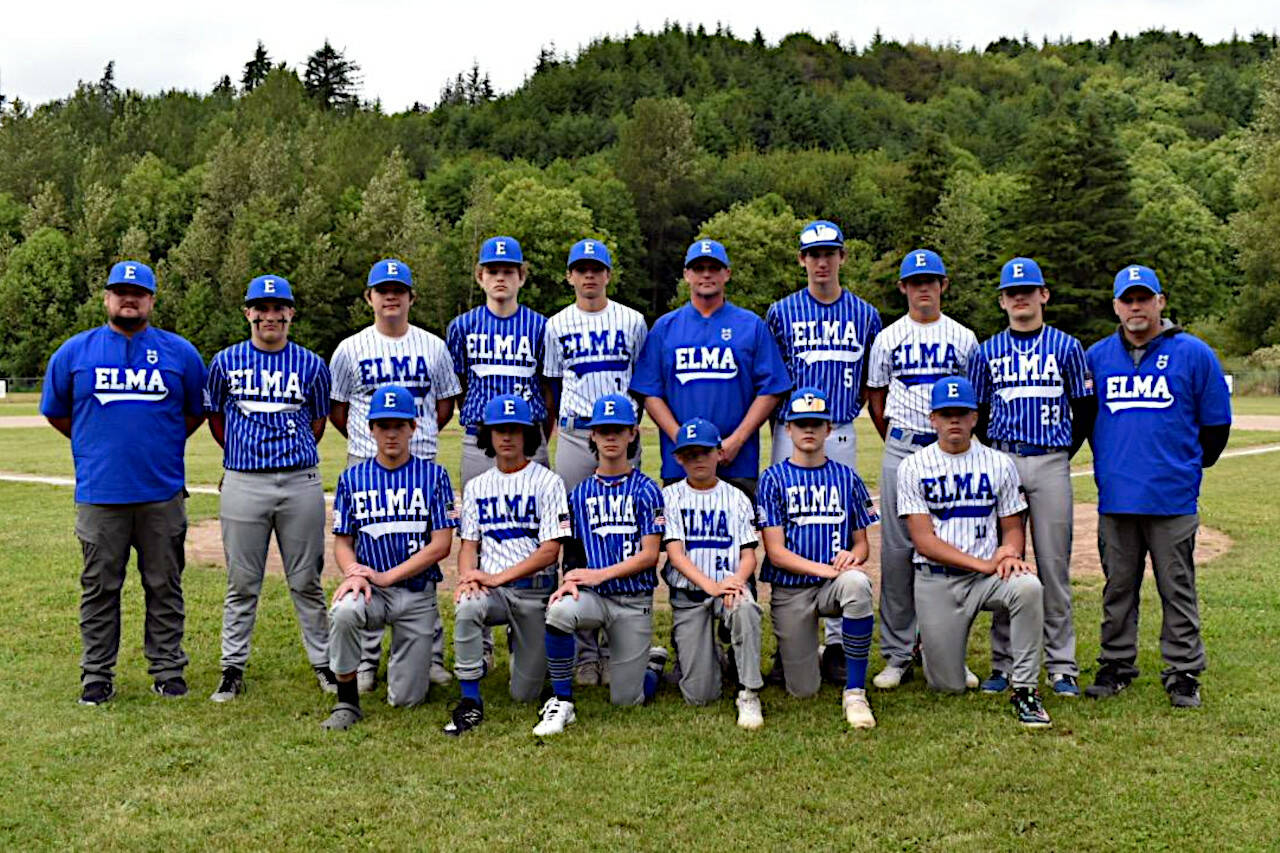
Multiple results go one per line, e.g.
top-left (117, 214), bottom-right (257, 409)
top-left (631, 238), bottom-right (791, 497)
top-left (205, 274), bottom-right (334, 702)
top-left (663, 417), bottom-right (764, 729)
top-left (322, 384), bottom-right (459, 730)
top-left (443, 394), bottom-right (568, 736)
top-left (866, 249), bottom-right (979, 690)
top-left (329, 258), bottom-right (461, 691)
top-left (1084, 265), bottom-right (1231, 708)
top-left (41, 261), bottom-right (207, 704)
top-left (766, 219), bottom-right (882, 684)
top-left (543, 238), bottom-right (648, 687)
top-left (533, 394), bottom-right (667, 736)
top-left (967, 258), bottom-right (1091, 697)
top-left (757, 387), bottom-right (880, 729)
top-left (897, 376), bottom-right (1051, 728)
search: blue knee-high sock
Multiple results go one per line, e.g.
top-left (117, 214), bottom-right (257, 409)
top-left (843, 615), bottom-right (874, 690)
top-left (546, 626), bottom-right (576, 700)
top-left (643, 668), bottom-right (659, 702)
top-left (460, 679), bottom-right (481, 703)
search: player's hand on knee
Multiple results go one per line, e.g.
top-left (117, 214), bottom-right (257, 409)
top-left (719, 576), bottom-right (746, 596)
top-left (722, 589), bottom-right (740, 609)
top-left (550, 580), bottom-right (580, 603)
top-left (343, 563), bottom-right (374, 579)
top-left (334, 575), bottom-right (371, 604)
top-left (832, 549), bottom-right (856, 571)
top-left (563, 569), bottom-right (600, 588)
top-left (454, 580), bottom-right (484, 603)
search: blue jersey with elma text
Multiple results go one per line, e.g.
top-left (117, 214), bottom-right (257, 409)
top-left (566, 469), bottom-right (665, 595)
top-left (968, 325), bottom-right (1089, 448)
top-left (446, 304), bottom-right (547, 426)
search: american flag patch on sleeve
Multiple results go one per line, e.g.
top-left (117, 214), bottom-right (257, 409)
top-left (559, 512), bottom-right (572, 532)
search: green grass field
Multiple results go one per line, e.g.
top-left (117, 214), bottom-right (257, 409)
top-left (1, 410), bottom-right (1279, 849)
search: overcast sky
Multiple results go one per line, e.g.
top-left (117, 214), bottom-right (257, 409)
top-left (2, 1), bottom-right (1277, 112)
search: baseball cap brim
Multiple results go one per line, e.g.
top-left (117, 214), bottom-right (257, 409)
top-left (1114, 283), bottom-right (1160, 298)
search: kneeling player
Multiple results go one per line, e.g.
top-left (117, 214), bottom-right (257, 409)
top-left (443, 394), bottom-right (568, 735)
top-left (534, 394), bottom-right (667, 736)
top-left (663, 418), bottom-right (765, 729)
top-left (897, 376), bottom-right (1050, 728)
top-left (322, 385), bottom-right (458, 729)
top-left (757, 388), bottom-right (879, 729)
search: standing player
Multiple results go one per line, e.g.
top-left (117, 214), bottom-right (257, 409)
top-left (662, 418), bottom-right (764, 729)
top-left (757, 388), bottom-right (880, 729)
top-left (322, 385), bottom-right (458, 730)
top-left (967, 258), bottom-right (1092, 697)
top-left (532, 394), bottom-right (667, 736)
top-left (330, 258), bottom-right (460, 690)
top-left (866, 249), bottom-right (978, 690)
top-left (443, 394), bottom-right (567, 736)
top-left (766, 219), bottom-right (882, 683)
top-left (898, 377), bottom-right (1050, 728)
top-left (543, 238), bottom-right (648, 686)
top-left (41, 261), bottom-right (206, 704)
top-left (1084, 266), bottom-right (1231, 708)
top-left (631, 239), bottom-right (791, 497)
top-left (205, 274), bottom-right (334, 702)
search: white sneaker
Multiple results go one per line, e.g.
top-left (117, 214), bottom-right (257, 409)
top-left (843, 688), bottom-right (877, 729)
top-left (735, 689), bottom-right (763, 730)
top-left (872, 665), bottom-right (908, 690)
top-left (429, 662), bottom-right (453, 685)
top-left (965, 668), bottom-right (979, 690)
top-left (357, 671), bottom-right (376, 694)
top-left (532, 697), bottom-right (576, 736)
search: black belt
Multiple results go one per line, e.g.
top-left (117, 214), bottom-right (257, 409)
top-left (230, 463), bottom-right (312, 474)
top-left (670, 586), bottom-right (713, 603)
top-left (916, 563), bottom-right (971, 578)
top-left (559, 416), bottom-right (592, 430)
top-left (509, 573), bottom-right (556, 591)
top-left (889, 427), bottom-right (937, 447)
top-left (993, 440), bottom-right (1068, 457)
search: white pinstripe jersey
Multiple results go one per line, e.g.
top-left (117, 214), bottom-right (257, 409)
top-left (896, 441), bottom-right (1026, 565)
top-left (329, 325), bottom-right (460, 459)
top-left (461, 461), bottom-right (569, 576)
top-left (661, 479), bottom-right (758, 590)
top-left (544, 300), bottom-right (648, 419)
top-left (867, 314), bottom-right (977, 433)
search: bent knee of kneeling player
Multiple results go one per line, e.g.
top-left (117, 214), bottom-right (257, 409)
top-left (544, 598), bottom-right (579, 633)
top-left (834, 572), bottom-right (874, 616)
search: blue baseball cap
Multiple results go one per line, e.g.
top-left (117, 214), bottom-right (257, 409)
top-left (674, 418), bottom-right (722, 451)
top-left (930, 376), bottom-right (978, 411)
top-left (784, 386), bottom-right (834, 422)
top-left (483, 394), bottom-right (534, 427)
top-left (999, 257), bottom-right (1045, 289)
top-left (1113, 265), bottom-right (1162, 298)
top-left (244, 274), bottom-right (294, 304)
top-left (106, 261), bottom-right (156, 293)
top-left (899, 249), bottom-right (947, 280)
top-left (567, 239), bottom-right (612, 270)
top-left (367, 258), bottom-right (413, 289)
top-left (799, 220), bottom-right (845, 251)
top-left (586, 393), bottom-right (637, 427)
top-left (367, 384), bottom-right (417, 421)
top-left (684, 239), bottom-right (731, 268)
top-left (479, 236), bottom-right (524, 265)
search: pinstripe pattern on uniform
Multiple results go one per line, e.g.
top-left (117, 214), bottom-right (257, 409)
top-left (446, 304), bottom-right (548, 425)
top-left (756, 460), bottom-right (878, 587)
top-left (205, 341), bottom-right (330, 471)
top-left (567, 469), bottom-right (665, 595)
top-left (329, 326), bottom-right (460, 459)
top-left (660, 479), bottom-right (758, 590)
top-left (867, 314), bottom-right (978, 433)
top-left (896, 441), bottom-right (1026, 564)
top-left (460, 461), bottom-right (569, 575)
top-left (968, 326), bottom-right (1089, 447)
top-left (333, 457), bottom-right (458, 590)
top-left (544, 301), bottom-right (648, 418)
top-left (766, 289), bottom-right (882, 423)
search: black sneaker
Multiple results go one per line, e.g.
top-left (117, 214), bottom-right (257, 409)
top-left (314, 666), bottom-right (338, 695)
top-left (1011, 686), bottom-right (1052, 728)
top-left (1166, 673), bottom-right (1202, 708)
top-left (210, 668), bottom-right (245, 703)
top-left (79, 681), bottom-right (115, 706)
top-left (1084, 665), bottom-right (1133, 699)
top-left (821, 643), bottom-right (847, 686)
top-left (152, 676), bottom-right (189, 698)
top-left (442, 697), bottom-right (484, 736)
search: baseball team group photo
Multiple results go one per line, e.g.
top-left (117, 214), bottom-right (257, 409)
top-left (4, 10), bottom-right (1280, 851)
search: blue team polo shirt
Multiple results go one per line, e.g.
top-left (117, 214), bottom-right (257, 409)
top-left (40, 324), bottom-right (207, 504)
top-left (1086, 328), bottom-right (1231, 516)
top-left (631, 300), bottom-right (792, 480)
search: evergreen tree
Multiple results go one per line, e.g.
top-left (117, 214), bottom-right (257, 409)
top-left (303, 40), bottom-right (361, 110)
top-left (242, 41), bottom-right (272, 92)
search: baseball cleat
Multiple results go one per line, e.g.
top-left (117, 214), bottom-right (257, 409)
top-left (532, 697), bottom-right (576, 736)
top-left (357, 670), bottom-right (376, 694)
top-left (152, 676), bottom-right (189, 699)
top-left (79, 681), bottom-right (116, 706)
top-left (842, 688), bottom-right (876, 729)
top-left (965, 668), bottom-right (980, 690)
top-left (429, 662), bottom-right (454, 685)
top-left (1084, 665), bottom-right (1133, 699)
top-left (575, 660), bottom-right (601, 686)
top-left (314, 666), bottom-right (338, 695)
top-left (1011, 687), bottom-right (1052, 728)
top-left (1050, 673), bottom-right (1080, 698)
top-left (321, 702), bottom-right (363, 731)
top-left (1166, 673), bottom-right (1202, 708)
top-left (442, 698), bottom-right (485, 736)
top-left (735, 689), bottom-right (764, 730)
top-left (821, 643), bottom-right (847, 686)
top-left (210, 668), bottom-right (246, 703)
top-left (980, 670), bottom-right (1010, 693)
top-left (872, 664), bottom-right (910, 690)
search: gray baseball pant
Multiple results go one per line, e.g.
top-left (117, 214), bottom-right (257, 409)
top-left (218, 468), bottom-right (329, 671)
top-left (670, 587), bottom-right (764, 704)
top-left (1096, 513), bottom-right (1204, 681)
top-left (879, 431), bottom-right (927, 667)
top-left (915, 569), bottom-right (1044, 692)
top-left (330, 583), bottom-right (437, 707)
top-left (75, 492), bottom-right (189, 685)
top-left (453, 585), bottom-right (549, 702)
top-left (546, 590), bottom-right (655, 706)
top-left (990, 451), bottom-right (1076, 677)
top-left (770, 571), bottom-right (874, 699)
top-left (771, 420), bottom-right (859, 648)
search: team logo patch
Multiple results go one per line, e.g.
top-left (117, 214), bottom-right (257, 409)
top-left (1156, 354), bottom-right (1169, 370)
top-left (720, 327), bottom-right (732, 341)
top-left (146, 349), bottom-right (158, 365)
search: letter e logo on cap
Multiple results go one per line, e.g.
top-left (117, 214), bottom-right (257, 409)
top-left (686, 423), bottom-right (697, 439)
top-left (1012, 263), bottom-right (1024, 279)
top-left (948, 383), bottom-right (959, 399)
top-left (496, 241), bottom-right (507, 256)
top-left (124, 265), bottom-right (137, 280)
top-left (383, 391), bottom-right (397, 408)
top-left (584, 241), bottom-right (595, 254)
top-left (604, 400), bottom-right (615, 415)
top-left (701, 241), bottom-right (712, 254)
top-left (264, 279), bottom-right (276, 293)
top-left (915, 253), bottom-right (927, 267)
top-left (503, 399), bottom-right (515, 415)
top-left (387, 262), bottom-right (399, 276)
top-left (1129, 266), bottom-right (1141, 281)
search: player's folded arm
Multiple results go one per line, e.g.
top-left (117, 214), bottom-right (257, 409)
top-left (903, 514), bottom-right (992, 575)
top-left (760, 526), bottom-right (835, 579)
top-left (663, 539), bottom-right (722, 595)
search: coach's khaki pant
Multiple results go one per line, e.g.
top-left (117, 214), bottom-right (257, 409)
top-left (330, 584), bottom-right (437, 707)
top-left (770, 571), bottom-right (873, 699)
top-left (546, 590), bottom-right (654, 706)
top-left (454, 585), bottom-right (549, 702)
top-left (670, 587), bottom-right (763, 704)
